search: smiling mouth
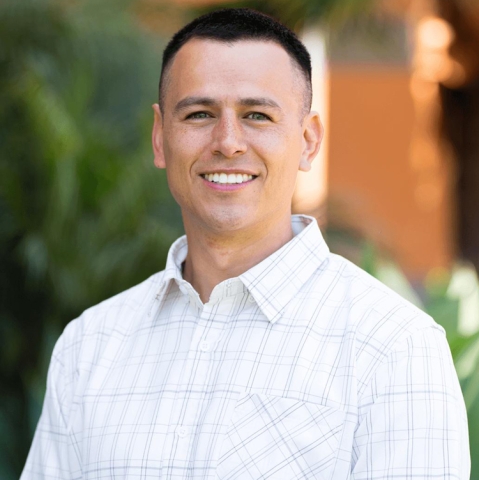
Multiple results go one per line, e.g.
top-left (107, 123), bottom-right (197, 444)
top-left (201, 173), bottom-right (257, 184)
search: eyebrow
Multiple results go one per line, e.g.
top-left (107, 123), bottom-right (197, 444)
top-left (173, 96), bottom-right (282, 114)
top-left (239, 97), bottom-right (281, 109)
top-left (173, 97), bottom-right (217, 114)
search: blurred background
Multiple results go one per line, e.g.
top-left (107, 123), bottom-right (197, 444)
top-left (1, 0), bottom-right (479, 477)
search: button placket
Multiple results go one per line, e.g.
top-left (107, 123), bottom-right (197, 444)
top-left (168, 293), bottom-right (233, 463)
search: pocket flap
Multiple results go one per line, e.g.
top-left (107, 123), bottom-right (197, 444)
top-left (217, 393), bottom-right (345, 479)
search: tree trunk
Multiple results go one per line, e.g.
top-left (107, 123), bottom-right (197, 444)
top-left (437, 0), bottom-right (479, 272)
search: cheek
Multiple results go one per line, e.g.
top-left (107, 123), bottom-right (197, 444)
top-left (162, 141), bottom-right (191, 204)
top-left (164, 167), bottom-right (184, 207)
top-left (164, 126), bottom-right (210, 167)
top-left (257, 132), bottom-right (303, 175)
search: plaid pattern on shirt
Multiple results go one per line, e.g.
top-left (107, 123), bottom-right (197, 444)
top-left (22, 215), bottom-right (470, 479)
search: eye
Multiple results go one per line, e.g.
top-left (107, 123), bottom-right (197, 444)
top-left (246, 112), bottom-right (270, 121)
top-left (186, 112), bottom-right (211, 119)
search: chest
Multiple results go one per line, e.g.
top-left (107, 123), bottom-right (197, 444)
top-left (71, 297), bottom-right (354, 479)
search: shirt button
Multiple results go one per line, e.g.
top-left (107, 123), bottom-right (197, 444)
top-left (248, 294), bottom-right (255, 303)
top-left (176, 426), bottom-right (188, 438)
top-left (199, 341), bottom-right (210, 352)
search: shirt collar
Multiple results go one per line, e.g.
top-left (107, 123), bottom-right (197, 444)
top-left (162, 234), bottom-right (189, 287)
top-left (158, 215), bottom-right (330, 323)
top-left (239, 215), bottom-right (329, 323)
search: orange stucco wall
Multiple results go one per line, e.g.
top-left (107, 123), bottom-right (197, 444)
top-left (327, 66), bottom-right (453, 277)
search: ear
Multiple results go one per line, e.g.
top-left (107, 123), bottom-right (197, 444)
top-left (299, 111), bottom-right (323, 172)
top-left (152, 103), bottom-right (166, 169)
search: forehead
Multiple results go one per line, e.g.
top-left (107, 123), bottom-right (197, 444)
top-left (164, 39), bottom-right (302, 109)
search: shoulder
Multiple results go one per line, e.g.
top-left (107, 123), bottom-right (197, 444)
top-left (82, 269), bottom-right (166, 331)
top-left (53, 269), bottom-right (166, 375)
top-left (304, 252), bottom-right (459, 410)
top-left (309, 252), bottom-right (437, 331)
top-left (305, 252), bottom-right (444, 374)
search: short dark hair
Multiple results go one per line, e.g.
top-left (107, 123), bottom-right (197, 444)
top-left (158, 8), bottom-right (312, 116)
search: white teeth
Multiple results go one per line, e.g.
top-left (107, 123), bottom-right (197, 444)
top-left (219, 173), bottom-right (228, 184)
top-left (203, 173), bottom-right (254, 184)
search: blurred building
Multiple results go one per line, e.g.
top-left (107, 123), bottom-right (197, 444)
top-left (309, 2), bottom-right (454, 279)
top-left (295, 0), bottom-right (479, 280)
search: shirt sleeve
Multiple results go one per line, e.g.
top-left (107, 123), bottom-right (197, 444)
top-left (351, 325), bottom-right (470, 480)
top-left (20, 329), bottom-right (82, 480)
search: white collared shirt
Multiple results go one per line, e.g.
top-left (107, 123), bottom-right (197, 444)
top-left (22, 215), bottom-right (469, 479)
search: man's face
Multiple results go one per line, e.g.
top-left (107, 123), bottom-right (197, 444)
top-left (152, 39), bottom-right (321, 236)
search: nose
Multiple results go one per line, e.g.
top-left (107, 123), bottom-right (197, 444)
top-left (211, 113), bottom-right (247, 158)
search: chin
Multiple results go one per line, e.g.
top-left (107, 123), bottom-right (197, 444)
top-left (200, 208), bottom-right (255, 234)
top-left (209, 217), bottom-right (251, 234)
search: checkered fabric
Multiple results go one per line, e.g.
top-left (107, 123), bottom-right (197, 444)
top-left (22, 215), bottom-right (470, 479)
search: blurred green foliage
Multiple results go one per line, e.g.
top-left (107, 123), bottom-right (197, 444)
top-left (1, 0), bottom-right (478, 478)
top-left (0, 0), bottom-right (182, 477)
top-left (194, 0), bottom-right (375, 30)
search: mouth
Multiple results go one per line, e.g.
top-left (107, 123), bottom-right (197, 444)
top-left (200, 172), bottom-right (257, 185)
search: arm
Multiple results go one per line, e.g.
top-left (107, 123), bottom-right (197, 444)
top-left (352, 326), bottom-right (470, 479)
top-left (21, 331), bottom-right (82, 480)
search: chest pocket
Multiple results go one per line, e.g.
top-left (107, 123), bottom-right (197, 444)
top-left (216, 393), bottom-right (345, 480)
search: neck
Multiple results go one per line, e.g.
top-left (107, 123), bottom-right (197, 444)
top-left (182, 216), bottom-right (294, 303)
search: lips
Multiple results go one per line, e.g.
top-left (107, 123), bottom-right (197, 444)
top-left (200, 173), bottom-right (256, 184)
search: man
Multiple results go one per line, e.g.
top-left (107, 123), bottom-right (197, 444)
top-left (22, 8), bottom-right (469, 479)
